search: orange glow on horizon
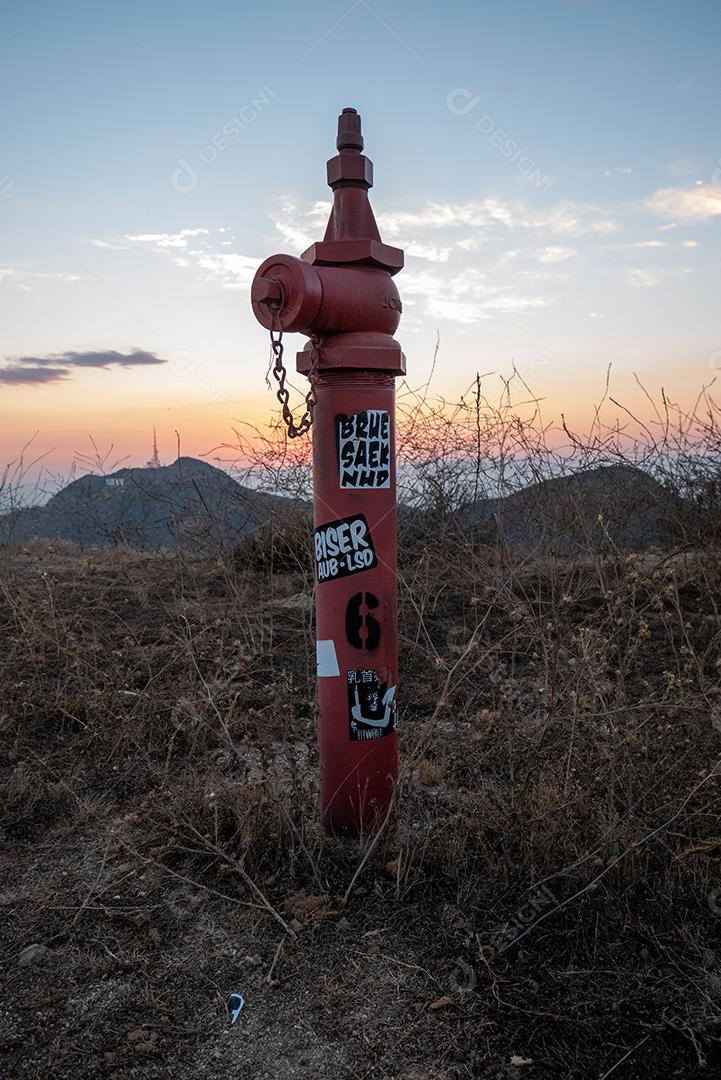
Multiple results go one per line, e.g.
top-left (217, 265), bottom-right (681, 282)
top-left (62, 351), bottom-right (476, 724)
top-left (2, 362), bottom-right (716, 483)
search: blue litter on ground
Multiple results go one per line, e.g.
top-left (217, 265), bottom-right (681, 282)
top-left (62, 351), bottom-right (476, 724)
top-left (227, 993), bottom-right (245, 1024)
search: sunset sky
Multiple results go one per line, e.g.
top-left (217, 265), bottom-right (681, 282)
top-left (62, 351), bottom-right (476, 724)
top-left (2, 0), bottom-right (720, 485)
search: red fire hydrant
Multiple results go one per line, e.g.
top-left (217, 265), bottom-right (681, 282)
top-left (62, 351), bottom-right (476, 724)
top-left (251, 108), bottom-right (405, 835)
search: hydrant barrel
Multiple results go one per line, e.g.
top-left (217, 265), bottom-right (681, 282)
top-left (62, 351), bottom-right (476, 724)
top-left (250, 107), bottom-right (404, 835)
top-left (313, 370), bottom-right (398, 834)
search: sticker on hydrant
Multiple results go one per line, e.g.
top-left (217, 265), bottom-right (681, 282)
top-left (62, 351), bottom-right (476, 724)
top-left (316, 639), bottom-right (340, 677)
top-left (314, 514), bottom-right (378, 583)
top-left (337, 411), bottom-right (391, 489)
top-left (347, 669), bottom-right (397, 740)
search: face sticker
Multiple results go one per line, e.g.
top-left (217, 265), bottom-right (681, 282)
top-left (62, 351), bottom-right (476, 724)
top-left (347, 668), bottom-right (396, 741)
top-left (336, 410), bottom-right (391, 489)
top-left (345, 591), bottom-right (381, 650)
top-left (314, 514), bottom-right (378, 583)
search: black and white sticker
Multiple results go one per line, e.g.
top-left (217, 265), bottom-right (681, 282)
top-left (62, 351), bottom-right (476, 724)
top-left (347, 669), bottom-right (396, 741)
top-left (314, 514), bottom-right (378, 583)
top-left (337, 410), bottom-right (391, 489)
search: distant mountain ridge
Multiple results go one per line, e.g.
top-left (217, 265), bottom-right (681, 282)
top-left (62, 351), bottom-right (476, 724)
top-left (459, 463), bottom-right (681, 553)
top-left (1, 459), bottom-right (682, 554)
top-left (1, 457), bottom-right (302, 551)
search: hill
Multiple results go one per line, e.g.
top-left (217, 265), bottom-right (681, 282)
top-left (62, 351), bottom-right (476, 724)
top-left (1, 460), bottom-right (689, 556)
top-left (1, 457), bottom-right (302, 551)
top-left (461, 463), bottom-right (681, 553)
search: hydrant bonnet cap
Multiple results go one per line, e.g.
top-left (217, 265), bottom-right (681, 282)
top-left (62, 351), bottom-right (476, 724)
top-left (337, 107), bottom-right (364, 151)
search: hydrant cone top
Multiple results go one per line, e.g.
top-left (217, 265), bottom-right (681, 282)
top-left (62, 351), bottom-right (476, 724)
top-left (251, 107), bottom-right (405, 376)
top-left (251, 109), bottom-right (404, 836)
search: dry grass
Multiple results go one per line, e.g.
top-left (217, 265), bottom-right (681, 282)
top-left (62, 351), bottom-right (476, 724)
top-left (2, 525), bottom-right (721, 1078)
top-left (2, 375), bottom-right (721, 1077)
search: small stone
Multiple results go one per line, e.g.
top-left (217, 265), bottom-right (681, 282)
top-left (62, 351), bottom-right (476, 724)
top-left (18, 943), bottom-right (49, 968)
top-left (288, 918), bottom-right (303, 934)
top-left (127, 1029), bottom-right (158, 1053)
top-left (429, 995), bottom-right (454, 1011)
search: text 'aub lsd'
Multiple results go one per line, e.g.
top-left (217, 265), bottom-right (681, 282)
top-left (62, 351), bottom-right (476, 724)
top-left (314, 514), bottom-right (378, 583)
top-left (337, 410), bottom-right (391, 489)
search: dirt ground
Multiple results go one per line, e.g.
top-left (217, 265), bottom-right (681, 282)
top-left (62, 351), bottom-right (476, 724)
top-left (2, 539), bottom-right (721, 1078)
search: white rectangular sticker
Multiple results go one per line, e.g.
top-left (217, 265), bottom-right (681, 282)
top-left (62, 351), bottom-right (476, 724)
top-left (316, 639), bottom-right (340, 677)
top-left (337, 410), bottom-right (391, 489)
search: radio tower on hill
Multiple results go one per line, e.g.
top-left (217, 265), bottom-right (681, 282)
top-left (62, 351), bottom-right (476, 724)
top-left (146, 427), bottom-right (161, 469)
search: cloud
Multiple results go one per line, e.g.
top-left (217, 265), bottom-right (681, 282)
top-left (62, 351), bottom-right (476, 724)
top-left (127, 228), bottom-right (210, 249)
top-left (102, 227), bottom-right (261, 289)
top-left (0, 365), bottom-right (70, 385)
top-left (180, 252), bottom-right (260, 290)
top-left (97, 175), bottom-right (714, 328)
top-left (264, 198), bottom-right (612, 323)
top-left (90, 189), bottom-right (619, 312)
top-left (406, 242), bottom-right (452, 262)
top-left (21, 348), bottom-right (165, 369)
top-left (0, 266), bottom-right (80, 290)
top-left (645, 183), bottom-right (721, 222)
top-left (273, 197), bottom-right (618, 255)
top-left (627, 268), bottom-right (660, 289)
top-left (373, 198), bottom-right (618, 240)
top-left (402, 265), bottom-right (547, 324)
top-left (274, 200), bottom-right (329, 251)
top-left (0, 349), bottom-right (166, 386)
top-left (93, 228), bottom-right (211, 252)
top-left (535, 246), bottom-right (577, 263)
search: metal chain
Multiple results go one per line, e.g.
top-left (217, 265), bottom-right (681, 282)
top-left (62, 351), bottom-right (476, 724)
top-left (268, 286), bottom-right (319, 438)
